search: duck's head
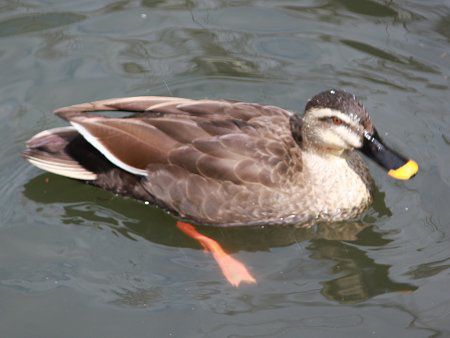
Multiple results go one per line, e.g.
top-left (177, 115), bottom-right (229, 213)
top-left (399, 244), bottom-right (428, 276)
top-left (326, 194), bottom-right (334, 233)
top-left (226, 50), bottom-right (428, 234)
top-left (297, 89), bottom-right (418, 180)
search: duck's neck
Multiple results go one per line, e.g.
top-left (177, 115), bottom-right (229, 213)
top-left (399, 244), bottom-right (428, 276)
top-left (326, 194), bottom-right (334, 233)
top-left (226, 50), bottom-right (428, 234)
top-left (297, 134), bottom-right (347, 156)
top-left (301, 149), bottom-right (373, 220)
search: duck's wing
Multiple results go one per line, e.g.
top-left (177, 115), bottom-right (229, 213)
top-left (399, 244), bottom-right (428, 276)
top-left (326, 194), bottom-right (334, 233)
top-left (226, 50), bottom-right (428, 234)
top-left (63, 99), bottom-right (296, 181)
top-left (54, 98), bottom-right (301, 225)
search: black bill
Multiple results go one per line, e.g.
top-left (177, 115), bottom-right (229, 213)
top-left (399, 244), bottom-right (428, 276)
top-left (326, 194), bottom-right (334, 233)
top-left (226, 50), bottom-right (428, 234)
top-left (361, 129), bottom-right (418, 180)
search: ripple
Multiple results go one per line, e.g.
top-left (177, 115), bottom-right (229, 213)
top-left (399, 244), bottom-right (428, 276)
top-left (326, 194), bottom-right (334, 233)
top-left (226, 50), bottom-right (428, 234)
top-left (205, 6), bottom-right (302, 33)
top-left (340, 39), bottom-right (439, 74)
top-left (336, 0), bottom-right (398, 18)
top-left (407, 258), bottom-right (450, 280)
top-left (0, 12), bottom-right (86, 37)
top-left (434, 13), bottom-right (450, 42)
top-left (254, 37), bottom-right (322, 61)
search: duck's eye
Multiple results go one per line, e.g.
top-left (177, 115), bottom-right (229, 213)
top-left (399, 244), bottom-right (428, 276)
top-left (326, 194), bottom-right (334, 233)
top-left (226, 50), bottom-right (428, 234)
top-left (331, 117), bottom-right (343, 125)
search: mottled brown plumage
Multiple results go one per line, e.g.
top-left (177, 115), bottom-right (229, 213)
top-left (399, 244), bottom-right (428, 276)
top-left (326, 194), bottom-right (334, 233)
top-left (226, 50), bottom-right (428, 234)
top-left (23, 90), bottom-right (416, 227)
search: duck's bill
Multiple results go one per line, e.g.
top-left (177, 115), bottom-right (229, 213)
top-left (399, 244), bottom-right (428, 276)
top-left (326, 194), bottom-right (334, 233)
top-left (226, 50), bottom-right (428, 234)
top-left (361, 129), bottom-right (418, 180)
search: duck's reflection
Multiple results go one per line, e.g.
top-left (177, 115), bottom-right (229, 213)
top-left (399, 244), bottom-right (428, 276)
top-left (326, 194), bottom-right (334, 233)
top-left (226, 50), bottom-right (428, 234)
top-left (309, 238), bottom-right (416, 303)
top-left (23, 173), bottom-right (416, 303)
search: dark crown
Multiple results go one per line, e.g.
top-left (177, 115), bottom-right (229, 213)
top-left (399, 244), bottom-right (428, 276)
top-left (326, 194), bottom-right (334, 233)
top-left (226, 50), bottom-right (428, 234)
top-left (305, 89), bottom-right (372, 131)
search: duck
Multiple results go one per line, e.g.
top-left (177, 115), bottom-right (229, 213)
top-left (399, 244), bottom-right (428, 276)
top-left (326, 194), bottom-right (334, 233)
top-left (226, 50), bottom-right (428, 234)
top-left (23, 89), bottom-right (418, 226)
top-left (22, 89), bottom-right (418, 286)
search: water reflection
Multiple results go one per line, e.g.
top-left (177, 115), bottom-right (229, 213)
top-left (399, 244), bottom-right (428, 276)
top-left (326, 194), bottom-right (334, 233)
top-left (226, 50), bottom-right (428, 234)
top-left (22, 173), bottom-right (416, 303)
top-left (336, 0), bottom-right (398, 18)
top-left (310, 238), bottom-right (416, 303)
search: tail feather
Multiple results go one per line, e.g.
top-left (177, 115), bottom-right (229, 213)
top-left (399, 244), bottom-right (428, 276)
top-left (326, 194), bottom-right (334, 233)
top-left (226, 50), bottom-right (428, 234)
top-left (23, 126), bottom-right (152, 202)
top-left (23, 126), bottom-right (97, 180)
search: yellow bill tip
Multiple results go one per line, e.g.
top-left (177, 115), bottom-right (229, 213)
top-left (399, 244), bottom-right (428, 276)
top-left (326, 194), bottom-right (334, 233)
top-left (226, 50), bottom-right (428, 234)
top-left (388, 160), bottom-right (419, 180)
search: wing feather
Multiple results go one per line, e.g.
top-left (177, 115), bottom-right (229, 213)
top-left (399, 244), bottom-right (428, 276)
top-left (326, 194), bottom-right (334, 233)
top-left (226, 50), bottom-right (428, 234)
top-left (70, 117), bottom-right (178, 176)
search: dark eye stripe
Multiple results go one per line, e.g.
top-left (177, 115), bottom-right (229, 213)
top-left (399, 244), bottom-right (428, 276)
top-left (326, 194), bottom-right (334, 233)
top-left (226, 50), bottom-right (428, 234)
top-left (319, 116), bottom-right (345, 125)
top-left (319, 116), bottom-right (358, 133)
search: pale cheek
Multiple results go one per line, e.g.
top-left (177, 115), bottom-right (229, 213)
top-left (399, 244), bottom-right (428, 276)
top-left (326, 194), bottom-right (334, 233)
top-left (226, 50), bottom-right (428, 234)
top-left (346, 133), bottom-right (363, 148)
top-left (316, 129), bottom-right (348, 149)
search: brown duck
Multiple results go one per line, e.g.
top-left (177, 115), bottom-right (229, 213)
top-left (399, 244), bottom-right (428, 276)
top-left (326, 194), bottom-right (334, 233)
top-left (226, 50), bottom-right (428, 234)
top-left (23, 89), bottom-right (418, 286)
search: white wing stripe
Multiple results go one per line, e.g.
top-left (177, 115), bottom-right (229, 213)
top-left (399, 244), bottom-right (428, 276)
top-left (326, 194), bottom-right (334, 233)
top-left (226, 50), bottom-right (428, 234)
top-left (71, 121), bottom-right (148, 176)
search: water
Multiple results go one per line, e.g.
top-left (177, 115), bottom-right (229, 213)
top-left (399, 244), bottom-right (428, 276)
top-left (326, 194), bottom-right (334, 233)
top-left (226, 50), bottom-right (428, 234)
top-left (0, 0), bottom-right (449, 337)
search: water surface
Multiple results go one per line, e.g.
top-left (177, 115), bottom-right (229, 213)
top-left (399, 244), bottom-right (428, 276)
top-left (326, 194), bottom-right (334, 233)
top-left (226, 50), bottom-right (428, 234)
top-left (0, 1), bottom-right (449, 337)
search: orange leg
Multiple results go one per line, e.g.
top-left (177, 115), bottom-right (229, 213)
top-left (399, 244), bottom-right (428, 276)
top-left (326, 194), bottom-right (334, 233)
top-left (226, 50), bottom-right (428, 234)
top-left (176, 221), bottom-right (256, 287)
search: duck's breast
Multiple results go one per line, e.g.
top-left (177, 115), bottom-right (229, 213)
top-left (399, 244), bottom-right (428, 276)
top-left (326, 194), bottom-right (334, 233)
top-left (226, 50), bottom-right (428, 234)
top-left (297, 151), bottom-right (373, 221)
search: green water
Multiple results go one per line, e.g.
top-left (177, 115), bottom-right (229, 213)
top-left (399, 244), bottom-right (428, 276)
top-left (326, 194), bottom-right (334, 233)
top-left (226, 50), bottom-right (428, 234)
top-left (0, 1), bottom-right (449, 337)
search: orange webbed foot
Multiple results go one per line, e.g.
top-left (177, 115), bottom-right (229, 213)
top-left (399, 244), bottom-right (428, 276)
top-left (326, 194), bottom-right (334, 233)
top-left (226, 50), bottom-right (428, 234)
top-left (176, 221), bottom-right (256, 287)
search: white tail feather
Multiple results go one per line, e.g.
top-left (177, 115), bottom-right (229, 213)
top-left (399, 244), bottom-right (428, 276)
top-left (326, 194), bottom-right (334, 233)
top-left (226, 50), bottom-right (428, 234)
top-left (26, 156), bottom-right (97, 180)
